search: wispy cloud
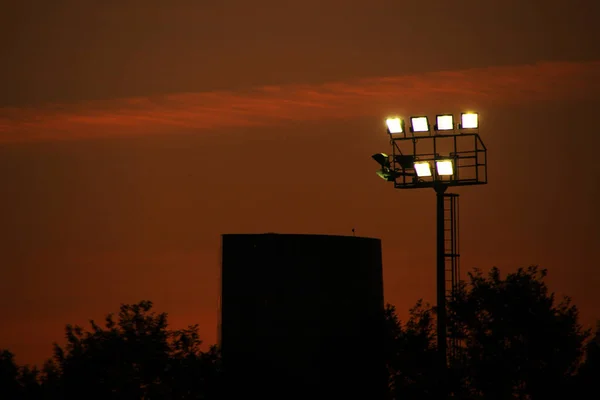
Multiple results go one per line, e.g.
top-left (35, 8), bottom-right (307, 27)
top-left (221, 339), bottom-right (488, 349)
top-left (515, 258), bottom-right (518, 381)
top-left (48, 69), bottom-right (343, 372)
top-left (1, 61), bottom-right (599, 143)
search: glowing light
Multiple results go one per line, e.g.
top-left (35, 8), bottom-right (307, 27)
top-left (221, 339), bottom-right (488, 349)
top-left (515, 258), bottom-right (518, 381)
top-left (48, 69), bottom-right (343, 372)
top-left (410, 116), bottom-right (430, 132)
top-left (436, 160), bottom-right (454, 176)
top-left (414, 161), bottom-right (432, 177)
top-left (461, 112), bottom-right (478, 129)
top-left (386, 117), bottom-right (403, 134)
top-left (436, 114), bottom-right (454, 131)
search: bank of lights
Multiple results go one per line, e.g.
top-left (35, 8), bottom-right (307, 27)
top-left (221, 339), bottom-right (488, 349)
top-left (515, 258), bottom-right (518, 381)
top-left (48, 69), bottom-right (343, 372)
top-left (386, 112), bottom-right (478, 134)
top-left (413, 160), bottom-right (454, 177)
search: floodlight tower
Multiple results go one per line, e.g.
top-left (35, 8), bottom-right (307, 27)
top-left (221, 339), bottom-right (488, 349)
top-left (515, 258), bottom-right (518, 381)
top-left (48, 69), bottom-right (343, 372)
top-left (371, 112), bottom-right (487, 398)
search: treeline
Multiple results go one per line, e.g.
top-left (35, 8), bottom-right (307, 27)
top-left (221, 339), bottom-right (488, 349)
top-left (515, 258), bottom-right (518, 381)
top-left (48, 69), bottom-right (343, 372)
top-left (386, 266), bottom-right (599, 399)
top-left (1, 266), bottom-right (599, 399)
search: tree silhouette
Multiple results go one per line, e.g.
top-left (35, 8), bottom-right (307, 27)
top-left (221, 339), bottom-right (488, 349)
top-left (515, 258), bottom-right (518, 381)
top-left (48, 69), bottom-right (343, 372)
top-left (1, 267), bottom-right (597, 399)
top-left (0, 349), bottom-right (43, 399)
top-left (0, 350), bottom-right (21, 398)
top-left (385, 266), bottom-right (594, 399)
top-left (45, 300), bottom-right (220, 399)
top-left (574, 321), bottom-right (600, 397)
top-left (448, 266), bottom-right (590, 399)
top-left (385, 300), bottom-right (438, 400)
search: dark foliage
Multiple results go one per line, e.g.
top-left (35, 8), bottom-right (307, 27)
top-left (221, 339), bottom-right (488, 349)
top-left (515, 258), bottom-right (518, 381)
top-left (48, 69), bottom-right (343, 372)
top-left (385, 265), bottom-right (594, 399)
top-left (447, 266), bottom-right (591, 399)
top-left (1, 300), bottom-right (221, 400)
top-left (385, 300), bottom-right (438, 400)
top-left (573, 320), bottom-right (600, 398)
top-left (1, 266), bottom-right (598, 399)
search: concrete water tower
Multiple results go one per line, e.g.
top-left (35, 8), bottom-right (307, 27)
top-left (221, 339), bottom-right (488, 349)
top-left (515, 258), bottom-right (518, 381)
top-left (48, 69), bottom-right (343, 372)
top-left (219, 233), bottom-right (387, 399)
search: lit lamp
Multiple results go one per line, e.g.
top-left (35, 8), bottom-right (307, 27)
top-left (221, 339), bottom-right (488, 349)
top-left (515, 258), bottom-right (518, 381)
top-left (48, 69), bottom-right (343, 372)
top-left (410, 116), bottom-right (430, 133)
top-left (435, 114), bottom-right (454, 131)
top-left (414, 161), bottom-right (432, 177)
top-left (386, 117), bottom-right (404, 134)
top-left (436, 160), bottom-right (454, 176)
top-left (459, 112), bottom-right (478, 129)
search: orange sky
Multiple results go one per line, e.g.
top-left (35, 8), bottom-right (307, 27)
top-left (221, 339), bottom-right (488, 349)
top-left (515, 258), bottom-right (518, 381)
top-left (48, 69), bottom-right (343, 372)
top-left (1, 0), bottom-right (600, 367)
top-left (1, 61), bottom-right (599, 143)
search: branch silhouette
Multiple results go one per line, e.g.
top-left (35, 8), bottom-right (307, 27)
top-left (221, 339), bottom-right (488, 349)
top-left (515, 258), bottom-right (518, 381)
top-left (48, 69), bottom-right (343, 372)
top-left (1, 267), bottom-right (598, 399)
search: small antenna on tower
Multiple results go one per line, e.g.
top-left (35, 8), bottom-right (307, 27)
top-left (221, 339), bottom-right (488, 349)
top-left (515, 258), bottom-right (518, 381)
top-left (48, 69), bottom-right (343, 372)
top-left (352, 228), bottom-right (355, 237)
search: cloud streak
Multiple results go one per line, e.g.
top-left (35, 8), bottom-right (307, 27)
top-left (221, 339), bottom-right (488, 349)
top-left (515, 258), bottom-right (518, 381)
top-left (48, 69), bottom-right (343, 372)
top-left (1, 61), bottom-right (599, 143)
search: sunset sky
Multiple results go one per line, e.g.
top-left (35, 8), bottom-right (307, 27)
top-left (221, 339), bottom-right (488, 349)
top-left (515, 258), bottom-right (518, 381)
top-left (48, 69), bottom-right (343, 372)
top-left (1, 0), bottom-right (600, 366)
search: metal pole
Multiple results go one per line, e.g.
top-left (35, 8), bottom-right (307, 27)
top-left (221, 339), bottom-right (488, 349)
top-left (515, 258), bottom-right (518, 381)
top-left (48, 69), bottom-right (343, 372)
top-left (435, 184), bottom-right (447, 398)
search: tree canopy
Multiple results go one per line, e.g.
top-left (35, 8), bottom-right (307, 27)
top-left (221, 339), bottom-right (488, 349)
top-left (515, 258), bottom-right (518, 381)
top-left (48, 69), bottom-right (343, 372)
top-left (385, 265), bottom-right (595, 400)
top-left (448, 266), bottom-right (590, 399)
top-left (1, 300), bottom-right (220, 400)
top-left (1, 266), bottom-right (598, 399)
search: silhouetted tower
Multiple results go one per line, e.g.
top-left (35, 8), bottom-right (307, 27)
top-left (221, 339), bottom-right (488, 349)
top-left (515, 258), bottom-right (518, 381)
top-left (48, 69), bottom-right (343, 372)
top-left (219, 233), bottom-right (387, 400)
top-left (372, 112), bottom-right (487, 399)
top-left (443, 193), bottom-right (461, 359)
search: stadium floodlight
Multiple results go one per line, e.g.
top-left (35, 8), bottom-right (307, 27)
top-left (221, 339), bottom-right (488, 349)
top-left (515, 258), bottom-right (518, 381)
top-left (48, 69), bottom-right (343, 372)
top-left (372, 153), bottom-right (390, 168)
top-left (435, 114), bottom-right (454, 131)
top-left (460, 112), bottom-right (478, 129)
top-left (410, 116), bottom-right (430, 133)
top-left (371, 110), bottom-right (488, 400)
top-left (436, 160), bottom-right (454, 176)
top-left (386, 117), bottom-right (404, 134)
top-left (414, 161), bottom-right (432, 177)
